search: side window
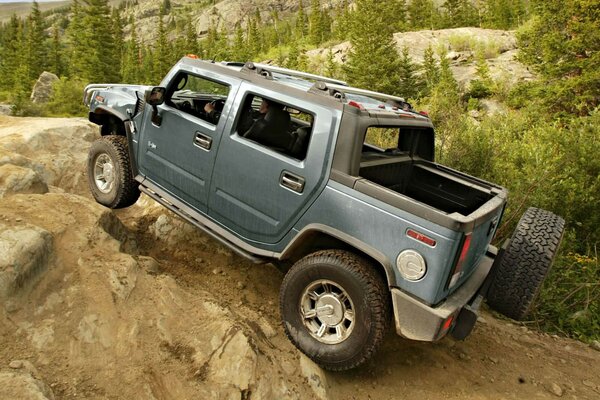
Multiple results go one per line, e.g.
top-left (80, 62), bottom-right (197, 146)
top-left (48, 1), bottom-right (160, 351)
top-left (235, 94), bottom-right (314, 160)
top-left (166, 73), bottom-right (230, 125)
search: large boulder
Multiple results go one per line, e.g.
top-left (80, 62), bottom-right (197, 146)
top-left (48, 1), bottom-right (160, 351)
top-left (0, 222), bottom-right (53, 300)
top-left (0, 104), bottom-right (11, 116)
top-left (0, 369), bottom-right (55, 400)
top-left (0, 164), bottom-right (48, 198)
top-left (0, 116), bottom-right (98, 194)
top-left (30, 72), bottom-right (59, 104)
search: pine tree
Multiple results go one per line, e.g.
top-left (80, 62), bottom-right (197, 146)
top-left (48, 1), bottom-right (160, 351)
top-left (232, 23), bottom-right (249, 62)
top-left (154, 8), bottom-right (170, 79)
top-left (112, 7), bottom-right (124, 78)
top-left (517, 0), bottom-right (599, 115)
top-left (246, 17), bottom-right (262, 57)
top-left (184, 15), bottom-right (198, 55)
top-left (308, 0), bottom-right (323, 45)
top-left (325, 48), bottom-right (339, 79)
top-left (332, 0), bottom-right (351, 40)
top-left (468, 46), bottom-right (493, 98)
top-left (408, 0), bottom-right (440, 30)
top-left (422, 45), bottom-right (439, 96)
top-left (285, 40), bottom-right (300, 69)
top-left (441, 0), bottom-right (478, 28)
top-left (398, 46), bottom-right (422, 100)
top-left (79, 0), bottom-right (120, 82)
top-left (437, 50), bottom-right (459, 94)
top-left (296, 1), bottom-right (308, 39)
top-left (483, 0), bottom-right (528, 29)
top-left (343, 0), bottom-right (402, 95)
top-left (25, 1), bottom-right (47, 82)
top-left (66, 0), bottom-right (86, 78)
top-left (48, 25), bottom-right (64, 77)
top-left (141, 46), bottom-right (156, 84)
top-left (121, 19), bottom-right (140, 82)
top-left (0, 15), bottom-right (22, 90)
top-left (383, 0), bottom-right (408, 33)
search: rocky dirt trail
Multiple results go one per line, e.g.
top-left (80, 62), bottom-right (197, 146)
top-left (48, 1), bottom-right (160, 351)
top-left (0, 116), bottom-right (599, 400)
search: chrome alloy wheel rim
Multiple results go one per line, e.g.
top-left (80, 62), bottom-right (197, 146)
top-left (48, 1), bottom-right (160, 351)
top-left (93, 153), bottom-right (115, 193)
top-left (300, 279), bottom-right (355, 344)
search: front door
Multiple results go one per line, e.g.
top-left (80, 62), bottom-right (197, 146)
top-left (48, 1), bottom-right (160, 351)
top-left (137, 71), bottom-right (239, 213)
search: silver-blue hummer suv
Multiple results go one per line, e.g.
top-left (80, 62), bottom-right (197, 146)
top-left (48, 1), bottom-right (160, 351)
top-left (83, 58), bottom-right (564, 371)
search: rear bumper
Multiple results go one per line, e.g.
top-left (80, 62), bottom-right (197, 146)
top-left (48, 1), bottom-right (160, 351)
top-left (391, 246), bottom-right (496, 341)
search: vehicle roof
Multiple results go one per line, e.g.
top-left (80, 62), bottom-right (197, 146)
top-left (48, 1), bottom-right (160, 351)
top-left (177, 57), bottom-right (430, 121)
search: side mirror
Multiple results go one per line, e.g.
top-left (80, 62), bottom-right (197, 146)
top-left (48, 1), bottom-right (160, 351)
top-left (145, 87), bottom-right (165, 126)
top-left (145, 87), bottom-right (166, 106)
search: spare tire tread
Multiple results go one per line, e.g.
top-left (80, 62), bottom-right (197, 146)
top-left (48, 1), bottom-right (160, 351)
top-left (487, 207), bottom-right (565, 320)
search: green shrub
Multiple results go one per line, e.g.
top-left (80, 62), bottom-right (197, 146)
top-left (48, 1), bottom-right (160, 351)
top-left (45, 78), bottom-right (88, 117)
top-left (534, 251), bottom-right (600, 341)
top-left (467, 79), bottom-right (493, 99)
top-left (446, 34), bottom-right (500, 58)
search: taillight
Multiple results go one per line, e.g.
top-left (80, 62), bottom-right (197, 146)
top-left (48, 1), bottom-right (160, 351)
top-left (419, 110), bottom-right (429, 116)
top-left (448, 234), bottom-right (472, 289)
top-left (442, 315), bottom-right (454, 331)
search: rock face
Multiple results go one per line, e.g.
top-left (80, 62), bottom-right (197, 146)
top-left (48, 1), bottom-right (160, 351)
top-left (0, 116), bottom-right (98, 194)
top-left (0, 369), bottom-right (55, 400)
top-left (0, 116), bottom-right (324, 400)
top-left (30, 72), bottom-right (59, 104)
top-left (306, 27), bottom-right (534, 89)
top-left (0, 164), bottom-right (48, 198)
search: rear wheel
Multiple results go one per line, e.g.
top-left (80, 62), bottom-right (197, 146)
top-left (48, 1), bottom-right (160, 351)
top-left (87, 135), bottom-right (140, 209)
top-left (280, 250), bottom-right (390, 371)
top-left (487, 207), bottom-right (565, 320)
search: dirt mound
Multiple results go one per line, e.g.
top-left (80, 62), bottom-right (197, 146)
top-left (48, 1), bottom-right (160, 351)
top-left (1, 117), bottom-right (599, 399)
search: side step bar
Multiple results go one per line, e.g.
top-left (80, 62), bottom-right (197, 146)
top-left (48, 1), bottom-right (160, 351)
top-left (139, 185), bottom-right (268, 264)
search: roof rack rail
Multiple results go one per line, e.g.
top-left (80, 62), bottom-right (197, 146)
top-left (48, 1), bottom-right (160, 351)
top-left (310, 81), bottom-right (406, 104)
top-left (242, 62), bottom-right (348, 86)
top-left (221, 61), bottom-right (246, 68)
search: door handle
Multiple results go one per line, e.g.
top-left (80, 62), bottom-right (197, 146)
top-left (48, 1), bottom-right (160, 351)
top-left (280, 171), bottom-right (305, 193)
top-left (193, 131), bottom-right (212, 150)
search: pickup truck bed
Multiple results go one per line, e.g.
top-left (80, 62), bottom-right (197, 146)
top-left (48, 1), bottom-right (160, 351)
top-left (359, 155), bottom-right (497, 216)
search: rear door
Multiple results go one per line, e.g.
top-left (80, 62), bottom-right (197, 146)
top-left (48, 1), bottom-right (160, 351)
top-left (137, 70), bottom-right (240, 213)
top-left (208, 83), bottom-right (338, 244)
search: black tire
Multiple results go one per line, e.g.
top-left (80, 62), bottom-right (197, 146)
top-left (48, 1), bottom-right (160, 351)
top-left (487, 207), bottom-right (565, 320)
top-left (87, 135), bottom-right (140, 209)
top-left (279, 250), bottom-right (390, 371)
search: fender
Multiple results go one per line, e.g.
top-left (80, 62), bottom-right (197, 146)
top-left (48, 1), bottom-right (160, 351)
top-left (281, 223), bottom-right (396, 286)
top-left (89, 105), bottom-right (129, 126)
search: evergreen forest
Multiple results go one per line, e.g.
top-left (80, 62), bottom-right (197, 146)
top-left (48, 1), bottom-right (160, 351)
top-left (0, 0), bottom-right (598, 341)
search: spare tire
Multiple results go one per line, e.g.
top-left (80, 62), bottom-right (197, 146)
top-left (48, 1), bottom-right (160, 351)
top-left (487, 207), bottom-right (565, 320)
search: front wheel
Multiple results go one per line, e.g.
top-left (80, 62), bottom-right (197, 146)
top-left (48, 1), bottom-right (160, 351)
top-left (87, 135), bottom-right (140, 209)
top-left (279, 250), bottom-right (390, 371)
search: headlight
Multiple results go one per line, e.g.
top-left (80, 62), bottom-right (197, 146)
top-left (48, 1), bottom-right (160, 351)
top-left (396, 250), bottom-right (427, 281)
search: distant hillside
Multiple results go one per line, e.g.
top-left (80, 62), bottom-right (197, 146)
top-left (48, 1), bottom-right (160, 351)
top-left (0, 1), bottom-right (70, 23)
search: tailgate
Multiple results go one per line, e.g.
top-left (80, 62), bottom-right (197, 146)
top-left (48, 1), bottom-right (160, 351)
top-left (444, 199), bottom-right (505, 297)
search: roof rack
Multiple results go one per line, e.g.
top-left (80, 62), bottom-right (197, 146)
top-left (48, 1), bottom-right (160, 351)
top-left (310, 81), bottom-right (406, 104)
top-left (241, 62), bottom-right (348, 86)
